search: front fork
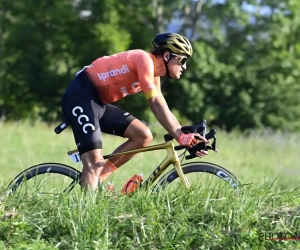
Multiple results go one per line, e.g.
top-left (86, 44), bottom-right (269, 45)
top-left (173, 161), bottom-right (191, 189)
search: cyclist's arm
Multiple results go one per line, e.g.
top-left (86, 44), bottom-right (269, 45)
top-left (135, 53), bottom-right (182, 140)
top-left (146, 83), bottom-right (207, 147)
top-left (147, 95), bottom-right (182, 140)
top-left (147, 77), bottom-right (182, 139)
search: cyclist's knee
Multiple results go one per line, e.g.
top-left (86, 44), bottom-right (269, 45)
top-left (139, 128), bottom-right (153, 146)
top-left (124, 120), bottom-right (153, 146)
top-left (131, 126), bottom-right (153, 146)
top-left (80, 156), bottom-right (104, 189)
top-left (88, 161), bottom-right (104, 174)
top-left (81, 149), bottom-right (105, 174)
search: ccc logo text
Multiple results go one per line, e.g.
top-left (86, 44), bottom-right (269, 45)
top-left (72, 106), bottom-right (95, 134)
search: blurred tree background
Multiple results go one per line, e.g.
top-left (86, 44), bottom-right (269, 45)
top-left (0, 0), bottom-right (299, 132)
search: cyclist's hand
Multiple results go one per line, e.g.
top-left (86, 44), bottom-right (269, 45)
top-left (177, 133), bottom-right (207, 147)
top-left (195, 145), bottom-right (219, 158)
top-left (195, 150), bottom-right (209, 158)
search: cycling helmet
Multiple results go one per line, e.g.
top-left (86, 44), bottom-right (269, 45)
top-left (152, 32), bottom-right (193, 57)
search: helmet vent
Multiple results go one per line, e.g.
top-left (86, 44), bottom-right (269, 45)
top-left (173, 43), bottom-right (182, 50)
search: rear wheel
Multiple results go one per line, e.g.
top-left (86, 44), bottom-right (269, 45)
top-left (7, 163), bottom-right (82, 195)
top-left (153, 162), bottom-right (241, 193)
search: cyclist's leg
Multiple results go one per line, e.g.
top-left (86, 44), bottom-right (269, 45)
top-left (81, 149), bottom-right (104, 190)
top-left (61, 77), bottom-right (106, 190)
top-left (113, 119), bottom-right (153, 164)
top-left (99, 104), bottom-right (153, 181)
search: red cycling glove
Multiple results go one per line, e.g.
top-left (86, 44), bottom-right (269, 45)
top-left (177, 133), bottom-right (198, 147)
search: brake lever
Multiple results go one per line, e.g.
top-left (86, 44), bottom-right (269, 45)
top-left (205, 128), bottom-right (216, 140)
top-left (185, 129), bottom-right (217, 160)
top-left (211, 137), bottom-right (217, 151)
top-left (206, 128), bottom-right (217, 151)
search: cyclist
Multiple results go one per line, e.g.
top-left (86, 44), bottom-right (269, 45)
top-left (61, 33), bottom-right (209, 190)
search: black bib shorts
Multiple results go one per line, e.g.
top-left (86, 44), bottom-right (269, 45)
top-left (61, 75), bottom-right (136, 155)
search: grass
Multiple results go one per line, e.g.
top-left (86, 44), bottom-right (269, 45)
top-left (0, 121), bottom-right (300, 249)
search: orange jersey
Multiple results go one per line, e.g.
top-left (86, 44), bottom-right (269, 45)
top-left (78, 49), bottom-right (161, 104)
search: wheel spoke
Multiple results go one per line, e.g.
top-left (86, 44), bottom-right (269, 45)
top-left (153, 162), bottom-right (241, 193)
top-left (7, 163), bottom-right (82, 196)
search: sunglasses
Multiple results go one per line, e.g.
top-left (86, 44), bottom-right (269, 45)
top-left (170, 53), bottom-right (189, 66)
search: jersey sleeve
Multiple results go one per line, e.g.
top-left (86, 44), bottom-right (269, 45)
top-left (135, 53), bottom-right (160, 100)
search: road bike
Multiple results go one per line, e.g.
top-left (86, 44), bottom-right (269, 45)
top-left (7, 119), bottom-right (242, 195)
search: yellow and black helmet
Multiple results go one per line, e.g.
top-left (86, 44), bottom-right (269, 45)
top-left (152, 32), bottom-right (193, 57)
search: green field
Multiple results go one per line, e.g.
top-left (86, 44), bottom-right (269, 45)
top-left (1, 122), bottom-right (300, 249)
top-left (1, 122), bottom-right (299, 189)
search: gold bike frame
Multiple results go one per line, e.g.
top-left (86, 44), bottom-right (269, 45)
top-left (69, 140), bottom-right (191, 189)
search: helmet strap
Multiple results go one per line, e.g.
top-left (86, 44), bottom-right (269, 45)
top-left (161, 51), bottom-right (172, 79)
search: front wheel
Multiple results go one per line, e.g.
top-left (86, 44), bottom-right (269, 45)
top-left (7, 163), bottom-right (82, 195)
top-left (153, 162), bottom-right (242, 193)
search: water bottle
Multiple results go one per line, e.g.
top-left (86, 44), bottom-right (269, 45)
top-left (121, 173), bottom-right (143, 195)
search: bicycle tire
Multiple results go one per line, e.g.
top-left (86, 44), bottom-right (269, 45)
top-left (153, 161), bottom-right (242, 192)
top-left (7, 163), bottom-right (82, 194)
